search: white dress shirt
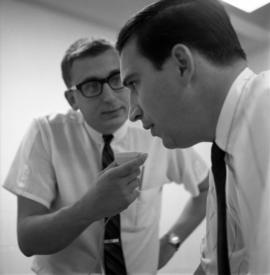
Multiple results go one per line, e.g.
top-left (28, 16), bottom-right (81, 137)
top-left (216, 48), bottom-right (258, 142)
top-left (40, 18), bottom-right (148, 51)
top-left (3, 109), bottom-right (208, 275)
top-left (201, 68), bottom-right (270, 274)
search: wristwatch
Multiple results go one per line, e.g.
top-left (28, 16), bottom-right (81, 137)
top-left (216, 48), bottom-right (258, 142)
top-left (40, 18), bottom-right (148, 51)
top-left (167, 232), bottom-right (181, 250)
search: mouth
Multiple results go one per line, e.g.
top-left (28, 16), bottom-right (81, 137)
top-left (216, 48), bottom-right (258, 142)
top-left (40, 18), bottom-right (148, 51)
top-left (102, 107), bottom-right (122, 115)
top-left (146, 124), bottom-right (158, 137)
top-left (150, 127), bottom-right (156, 136)
top-left (143, 124), bottom-right (156, 135)
top-left (101, 107), bottom-right (125, 120)
top-left (143, 124), bottom-right (152, 130)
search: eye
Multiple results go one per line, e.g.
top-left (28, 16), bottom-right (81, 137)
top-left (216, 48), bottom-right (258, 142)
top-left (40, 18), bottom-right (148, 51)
top-left (109, 73), bottom-right (122, 88)
top-left (127, 81), bottom-right (138, 93)
top-left (81, 80), bottom-right (100, 96)
top-left (82, 81), bottom-right (99, 91)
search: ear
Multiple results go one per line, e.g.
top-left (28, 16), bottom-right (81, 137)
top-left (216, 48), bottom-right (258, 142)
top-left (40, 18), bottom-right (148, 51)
top-left (171, 44), bottom-right (194, 82)
top-left (64, 90), bottom-right (79, 110)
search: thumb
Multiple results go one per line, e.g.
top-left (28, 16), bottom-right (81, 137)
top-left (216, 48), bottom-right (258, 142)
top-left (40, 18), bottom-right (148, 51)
top-left (100, 161), bottom-right (118, 175)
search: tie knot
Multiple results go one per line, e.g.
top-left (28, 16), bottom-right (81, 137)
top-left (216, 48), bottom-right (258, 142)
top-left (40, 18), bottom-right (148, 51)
top-left (103, 134), bottom-right (114, 145)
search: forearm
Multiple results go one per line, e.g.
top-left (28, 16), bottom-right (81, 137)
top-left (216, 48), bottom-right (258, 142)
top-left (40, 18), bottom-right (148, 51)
top-left (18, 191), bottom-right (99, 256)
top-left (157, 191), bottom-right (207, 270)
top-left (170, 189), bottom-right (207, 242)
top-left (18, 156), bottom-right (145, 257)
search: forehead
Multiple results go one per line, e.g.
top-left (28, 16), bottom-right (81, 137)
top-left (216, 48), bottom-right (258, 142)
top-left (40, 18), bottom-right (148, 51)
top-left (120, 40), bottom-right (144, 78)
top-left (71, 49), bottom-right (120, 82)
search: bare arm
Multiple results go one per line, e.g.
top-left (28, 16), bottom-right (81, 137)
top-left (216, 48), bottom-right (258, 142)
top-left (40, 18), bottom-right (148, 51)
top-left (17, 195), bottom-right (96, 256)
top-left (17, 154), bottom-right (147, 256)
top-left (158, 174), bottom-right (209, 269)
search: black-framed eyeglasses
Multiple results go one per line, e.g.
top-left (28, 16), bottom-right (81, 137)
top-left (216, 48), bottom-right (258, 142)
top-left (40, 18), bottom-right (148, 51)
top-left (69, 71), bottom-right (124, 98)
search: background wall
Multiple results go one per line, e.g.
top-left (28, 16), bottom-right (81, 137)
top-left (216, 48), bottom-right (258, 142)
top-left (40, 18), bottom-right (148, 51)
top-left (0, 0), bottom-right (269, 274)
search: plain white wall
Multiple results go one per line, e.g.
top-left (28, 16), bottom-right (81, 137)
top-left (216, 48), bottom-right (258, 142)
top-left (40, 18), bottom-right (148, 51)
top-left (248, 44), bottom-right (270, 73)
top-left (0, 0), bottom-right (269, 274)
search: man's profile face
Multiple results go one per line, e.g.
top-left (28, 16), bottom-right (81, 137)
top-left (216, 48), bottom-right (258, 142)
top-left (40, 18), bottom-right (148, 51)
top-left (70, 49), bottom-right (129, 134)
top-left (120, 39), bottom-right (204, 148)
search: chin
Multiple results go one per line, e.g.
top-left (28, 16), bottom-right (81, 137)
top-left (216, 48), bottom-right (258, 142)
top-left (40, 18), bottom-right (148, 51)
top-left (105, 117), bottom-right (127, 132)
top-left (161, 135), bottom-right (194, 149)
top-left (160, 136), bottom-right (178, 149)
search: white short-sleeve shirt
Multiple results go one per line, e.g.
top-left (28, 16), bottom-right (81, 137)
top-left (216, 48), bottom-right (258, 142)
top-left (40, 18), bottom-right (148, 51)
top-left (3, 110), bottom-right (208, 275)
top-left (201, 68), bottom-right (270, 274)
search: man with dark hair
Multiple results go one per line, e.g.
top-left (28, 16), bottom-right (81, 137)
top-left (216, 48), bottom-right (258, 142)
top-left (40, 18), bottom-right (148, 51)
top-left (3, 37), bottom-right (209, 274)
top-left (117, 0), bottom-right (270, 274)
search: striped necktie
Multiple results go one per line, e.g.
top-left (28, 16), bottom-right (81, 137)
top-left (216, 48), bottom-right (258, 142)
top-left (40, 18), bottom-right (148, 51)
top-left (102, 134), bottom-right (127, 275)
top-left (211, 142), bottom-right (231, 275)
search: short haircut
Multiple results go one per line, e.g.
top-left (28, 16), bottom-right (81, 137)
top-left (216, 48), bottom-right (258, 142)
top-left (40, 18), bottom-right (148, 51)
top-left (116, 0), bottom-right (246, 69)
top-left (61, 38), bottom-right (114, 87)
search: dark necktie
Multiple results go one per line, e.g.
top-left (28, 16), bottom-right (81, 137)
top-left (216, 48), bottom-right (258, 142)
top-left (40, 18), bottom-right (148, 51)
top-left (102, 134), bottom-right (127, 275)
top-left (211, 142), bottom-right (231, 275)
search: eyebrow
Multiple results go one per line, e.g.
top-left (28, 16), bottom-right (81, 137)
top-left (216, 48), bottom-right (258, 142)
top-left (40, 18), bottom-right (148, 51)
top-left (79, 69), bottom-right (120, 85)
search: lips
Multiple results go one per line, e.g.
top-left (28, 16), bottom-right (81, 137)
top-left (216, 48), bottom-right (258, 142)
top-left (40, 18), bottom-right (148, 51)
top-left (143, 124), bottom-right (156, 136)
top-left (150, 127), bottom-right (156, 136)
top-left (102, 107), bottom-right (121, 114)
top-left (101, 107), bottom-right (124, 119)
top-left (143, 123), bottom-right (153, 130)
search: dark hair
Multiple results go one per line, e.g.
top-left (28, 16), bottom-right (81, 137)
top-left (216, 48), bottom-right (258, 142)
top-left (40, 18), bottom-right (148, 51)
top-left (116, 0), bottom-right (246, 69)
top-left (61, 38), bottom-right (114, 87)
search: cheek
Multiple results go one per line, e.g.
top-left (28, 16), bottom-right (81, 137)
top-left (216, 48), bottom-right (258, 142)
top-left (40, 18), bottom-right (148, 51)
top-left (140, 93), bottom-right (159, 118)
top-left (79, 100), bottom-right (99, 117)
top-left (120, 92), bottom-right (130, 105)
top-left (115, 90), bottom-right (129, 106)
top-left (142, 85), bottom-right (163, 111)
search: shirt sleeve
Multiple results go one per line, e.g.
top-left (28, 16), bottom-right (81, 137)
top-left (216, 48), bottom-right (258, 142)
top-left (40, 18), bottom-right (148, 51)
top-left (166, 147), bottom-right (209, 197)
top-left (3, 119), bottom-right (56, 208)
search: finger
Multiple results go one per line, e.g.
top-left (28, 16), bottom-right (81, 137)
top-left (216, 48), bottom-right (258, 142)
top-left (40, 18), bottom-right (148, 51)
top-left (102, 161), bottom-right (117, 172)
top-left (98, 161), bottom-right (118, 177)
top-left (128, 187), bottom-right (140, 203)
top-left (112, 153), bottom-right (148, 177)
top-left (99, 167), bottom-right (140, 194)
top-left (114, 170), bottom-right (141, 190)
top-left (127, 178), bottom-right (141, 192)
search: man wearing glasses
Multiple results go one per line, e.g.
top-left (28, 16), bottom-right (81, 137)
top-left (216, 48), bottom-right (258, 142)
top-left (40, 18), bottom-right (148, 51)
top-left (3, 38), bottom-right (209, 274)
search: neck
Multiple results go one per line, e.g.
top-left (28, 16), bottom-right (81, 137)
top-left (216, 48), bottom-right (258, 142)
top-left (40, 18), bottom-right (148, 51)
top-left (203, 60), bottom-right (247, 141)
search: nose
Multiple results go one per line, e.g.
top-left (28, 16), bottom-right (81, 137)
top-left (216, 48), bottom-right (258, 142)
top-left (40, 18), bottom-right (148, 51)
top-left (129, 95), bottom-right (143, 122)
top-left (101, 83), bottom-right (116, 102)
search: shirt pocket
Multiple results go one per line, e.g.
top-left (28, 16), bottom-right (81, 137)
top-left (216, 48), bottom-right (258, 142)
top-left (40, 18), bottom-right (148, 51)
top-left (135, 187), bottom-right (161, 230)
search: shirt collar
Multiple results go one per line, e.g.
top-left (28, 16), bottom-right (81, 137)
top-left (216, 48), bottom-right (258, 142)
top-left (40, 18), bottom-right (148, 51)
top-left (83, 116), bottom-right (129, 146)
top-left (215, 67), bottom-right (255, 152)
